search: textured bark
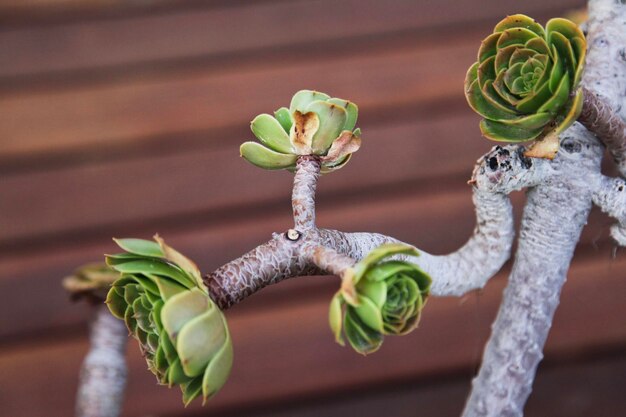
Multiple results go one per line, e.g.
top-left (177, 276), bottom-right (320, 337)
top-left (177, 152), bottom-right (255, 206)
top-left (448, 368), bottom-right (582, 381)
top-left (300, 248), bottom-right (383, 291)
top-left (198, 3), bottom-right (625, 416)
top-left (462, 125), bottom-right (604, 417)
top-left (579, 87), bottom-right (626, 176)
top-left (205, 233), bottom-right (320, 309)
top-left (592, 175), bottom-right (626, 245)
top-left (76, 305), bottom-right (128, 417)
top-left (301, 243), bottom-right (355, 277)
top-left (292, 156), bottom-right (321, 230)
top-left (461, 1), bottom-right (626, 415)
top-left (206, 150), bottom-right (516, 308)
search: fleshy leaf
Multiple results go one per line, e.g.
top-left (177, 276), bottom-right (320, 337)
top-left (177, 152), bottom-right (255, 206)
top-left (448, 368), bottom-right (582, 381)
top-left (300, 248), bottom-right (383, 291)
top-left (480, 119), bottom-right (544, 142)
top-left (329, 291), bottom-right (345, 346)
top-left (240, 141), bottom-right (298, 170)
top-left (307, 100), bottom-right (347, 154)
top-left (250, 113), bottom-right (293, 154)
top-left (113, 238), bottom-right (164, 258)
top-left (494, 14), bottom-right (546, 38)
top-left (111, 259), bottom-right (194, 289)
top-left (289, 90), bottom-right (330, 113)
top-left (327, 98), bottom-right (358, 131)
top-left (177, 307), bottom-right (226, 377)
top-left (201, 325), bottom-right (233, 403)
top-left (344, 308), bottom-right (383, 355)
top-left (105, 288), bottom-right (128, 319)
top-left (466, 79), bottom-right (519, 120)
top-left (273, 107), bottom-right (293, 133)
top-left (353, 295), bottom-right (384, 333)
top-left (496, 28), bottom-right (540, 49)
top-left (161, 288), bottom-right (210, 343)
top-left (154, 235), bottom-right (203, 288)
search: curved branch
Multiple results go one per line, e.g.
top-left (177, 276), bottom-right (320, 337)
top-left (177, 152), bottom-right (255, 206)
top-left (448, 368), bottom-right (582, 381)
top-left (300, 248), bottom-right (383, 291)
top-left (579, 87), bottom-right (626, 176)
top-left (462, 0), bottom-right (626, 414)
top-left (206, 144), bottom-right (533, 306)
top-left (319, 144), bottom-right (550, 296)
top-left (205, 232), bottom-right (320, 309)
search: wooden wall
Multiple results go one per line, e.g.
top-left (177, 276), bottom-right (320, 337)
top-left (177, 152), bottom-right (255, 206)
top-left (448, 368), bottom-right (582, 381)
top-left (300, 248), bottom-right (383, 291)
top-left (1, 1), bottom-right (625, 416)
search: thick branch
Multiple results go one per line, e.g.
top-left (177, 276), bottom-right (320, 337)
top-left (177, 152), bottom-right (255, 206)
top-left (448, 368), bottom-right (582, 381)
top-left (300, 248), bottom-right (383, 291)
top-left (76, 305), bottom-right (128, 417)
top-left (318, 144), bottom-right (548, 296)
top-left (292, 156), bottom-right (321, 230)
top-left (592, 175), bottom-right (626, 245)
top-left (462, 0), bottom-right (626, 414)
top-left (206, 145), bottom-right (525, 306)
top-left (205, 233), bottom-right (320, 309)
top-left (301, 243), bottom-right (355, 277)
top-left (579, 86), bottom-right (626, 176)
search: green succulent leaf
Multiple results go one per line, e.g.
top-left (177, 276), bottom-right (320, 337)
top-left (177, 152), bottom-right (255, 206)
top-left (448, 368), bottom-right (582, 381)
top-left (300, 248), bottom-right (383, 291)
top-left (327, 98), bottom-right (359, 131)
top-left (353, 295), bottom-right (384, 333)
top-left (494, 14), bottom-right (546, 38)
top-left (289, 90), bottom-right (331, 113)
top-left (113, 238), bottom-right (164, 258)
top-left (181, 378), bottom-right (203, 407)
top-left (104, 236), bottom-right (233, 405)
top-left (177, 306), bottom-right (227, 377)
top-left (240, 141), bottom-right (298, 170)
top-left (307, 100), bottom-right (347, 154)
top-left (202, 325), bottom-right (233, 403)
top-left (273, 107), bottom-right (293, 133)
top-left (344, 307), bottom-right (383, 355)
top-left (329, 292), bottom-right (345, 346)
top-left (111, 259), bottom-right (194, 289)
top-left (329, 243), bottom-right (431, 355)
top-left (105, 287), bottom-right (127, 319)
top-left (479, 119), bottom-right (544, 142)
top-left (250, 113), bottom-right (293, 154)
top-left (464, 14), bottom-right (586, 157)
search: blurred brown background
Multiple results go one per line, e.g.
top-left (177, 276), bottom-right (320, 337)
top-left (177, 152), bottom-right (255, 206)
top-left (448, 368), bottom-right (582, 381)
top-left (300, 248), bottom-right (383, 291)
top-left (1, 0), bottom-right (625, 416)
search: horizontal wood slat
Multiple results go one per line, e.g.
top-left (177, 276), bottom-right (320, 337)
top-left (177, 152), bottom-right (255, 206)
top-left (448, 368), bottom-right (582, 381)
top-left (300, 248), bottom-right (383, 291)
top-left (178, 354), bottom-right (626, 417)
top-left (1, 254), bottom-right (624, 417)
top-left (0, 113), bottom-right (490, 244)
top-left (0, 0), bottom-right (582, 80)
top-left (0, 177), bottom-right (618, 345)
top-left (0, 38), bottom-right (477, 159)
top-left (0, 187), bottom-right (479, 341)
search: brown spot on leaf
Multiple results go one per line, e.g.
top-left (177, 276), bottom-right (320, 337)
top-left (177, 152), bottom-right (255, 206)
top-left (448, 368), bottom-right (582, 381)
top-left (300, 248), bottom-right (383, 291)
top-left (291, 110), bottom-right (319, 154)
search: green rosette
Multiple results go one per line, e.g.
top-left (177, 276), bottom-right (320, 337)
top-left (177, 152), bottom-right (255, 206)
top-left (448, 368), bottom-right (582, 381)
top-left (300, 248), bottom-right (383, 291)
top-left (105, 236), bottom-right (233, 406)
top-left (329, 243), bottom-right (431, 355)
top-left (464, 14), bottom-right (586, 157)
top-left (240, 90), bottom-right (362, 173)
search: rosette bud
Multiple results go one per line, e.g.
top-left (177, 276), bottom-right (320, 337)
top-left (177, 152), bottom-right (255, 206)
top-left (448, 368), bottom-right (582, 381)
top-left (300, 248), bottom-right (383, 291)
top-left (240, 90), bottom-right (361, 173)
top-left (464, 14), bottom-right (586, 158)
top-left (105, 236), bottom-right (233, 406)
top-left (329, 243), bottom-right (431, 355)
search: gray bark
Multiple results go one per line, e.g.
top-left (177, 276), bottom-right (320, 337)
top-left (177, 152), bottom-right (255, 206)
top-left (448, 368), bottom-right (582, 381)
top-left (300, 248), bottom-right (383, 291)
top-left (76, 305), bottom-right (128, 417)
top-left (205, 150), bottom-right (516, 307)
top-left (462, 1), bottom-right (626, 415)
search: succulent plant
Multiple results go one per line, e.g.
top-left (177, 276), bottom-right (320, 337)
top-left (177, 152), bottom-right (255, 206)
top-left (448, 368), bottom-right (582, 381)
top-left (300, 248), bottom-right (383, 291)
top-left (329, 243), bottom-right (431, 355)
top-left (464, 14), bottom-right (586, 158)
top-left (240, 90), bottom-right (362, 173)
top-left (105, 236), bottom-right (232, 406)
top-left (63, 263), bottom-right (120, 301)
